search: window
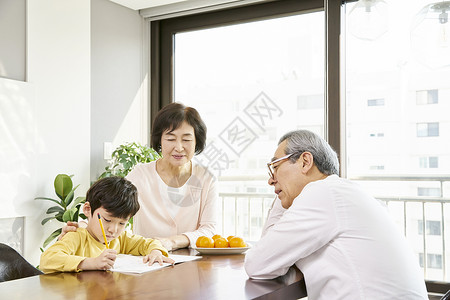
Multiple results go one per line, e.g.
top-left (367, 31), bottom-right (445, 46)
top-left (344, 0), bottom-right (450, 282)
top-left (417, 122), bottom-right (439, 137)
top-left (419, 253), bottom-right (443, 269)
top-left (298, 94), bottom-right (324, 109)
top-left (153, 0), bottom-right (326, 241)
top-left (417, 187), bottom-right (441, 197)
top-left (152, 0), bottom-right (450, 282)
top-left (369, 165), bottom-right (384, 170)
top-left (416, 89), bottom-right (438, 105)
top-left (369, 132), bottom-right (384, 137)
top-left (418, 220), bottom-right (441, 236)
top-left (173, 12), bottom-right (325, 184)
top-left (419, 156), bottom-right (439, 168)
top-left (367, 98), bottom-right (385, 106)
top-left (429, 157), bottom-right (439, 168)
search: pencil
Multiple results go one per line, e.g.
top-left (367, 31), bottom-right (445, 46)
top-left (97, 213), bottom-right (109, 249)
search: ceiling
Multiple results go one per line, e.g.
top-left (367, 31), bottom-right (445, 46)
top-left (108, 0), bottom-right (267, 19)
top-left (109, 0), bottom-right (188, 10)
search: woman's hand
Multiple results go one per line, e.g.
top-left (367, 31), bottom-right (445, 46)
top-left (143, 250), bottom-right (175, 266)
top-left (57, 221), bottom-right (79, 240)
top-left (156, 237), bottom-right (174, 251)
top-left (78, 249), bottom-right (117, 271)
top-left (156, 234), bottom-right (190, 251)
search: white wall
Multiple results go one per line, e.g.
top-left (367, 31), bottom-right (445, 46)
top-left (0, 78), bottom-right (37, 255)
top-left (91, 0), bottom-right (147, 180)
top-left (0, 0), bottom-right (145, 266)
top-left (24, 0), bottom-right (91, 265)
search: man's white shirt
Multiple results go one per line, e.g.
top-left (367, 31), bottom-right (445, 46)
top-left (245, 175), bottom-right (428, 300)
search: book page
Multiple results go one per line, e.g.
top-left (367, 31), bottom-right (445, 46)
top-left (110, 254), bottom-right (202, 274)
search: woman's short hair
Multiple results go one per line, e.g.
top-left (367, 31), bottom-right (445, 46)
top-left (151, 102), bottom-right (207, 155)
top-left (279, 130), bottom-right (340, 176)
top-left (86, 176), bottom-right (139, 219)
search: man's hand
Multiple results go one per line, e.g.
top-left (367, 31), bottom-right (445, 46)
top-left (143, 250), bottom-right (175, 266)
top-left (57, 221), bottom-right (79, 241)
top-left (78, 249), bottom-right (117, 271)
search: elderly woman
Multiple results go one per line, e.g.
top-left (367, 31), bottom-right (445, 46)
top-left (126, 102), bottom-right (217, 251)
top-left (61, 102), bottom-right (217, 251)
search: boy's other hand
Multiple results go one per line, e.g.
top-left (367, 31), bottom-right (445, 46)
top-left (143, 250), bottom-right (175, 266)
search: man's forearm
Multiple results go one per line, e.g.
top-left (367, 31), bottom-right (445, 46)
top-left (261, 197), bottom-right (286, 237)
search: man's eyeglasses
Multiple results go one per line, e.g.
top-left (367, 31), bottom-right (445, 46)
top-left (267, 153), bottom-right (295, 179)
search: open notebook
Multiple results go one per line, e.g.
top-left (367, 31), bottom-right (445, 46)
top-left (110, 254), bottom-right (201, 274)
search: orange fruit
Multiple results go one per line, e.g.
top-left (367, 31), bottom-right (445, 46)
top-left (196, 236), bottom-right (214, 248)
top-left (226, 235), bottom-right (235, 242)
top-left (212, 234), bottom-right (222, 241)
top-left (214, 237), bottom-right (229, 248)
top-left (229, 236), bottom-right (246, 248)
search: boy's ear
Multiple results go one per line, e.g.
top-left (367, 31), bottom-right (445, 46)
top-left (83, 202), bottom-right (92, 217)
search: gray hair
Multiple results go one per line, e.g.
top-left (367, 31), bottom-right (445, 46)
top-left (279, 130), bottom-right (339, 176)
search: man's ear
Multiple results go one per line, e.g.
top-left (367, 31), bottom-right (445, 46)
top-left (83, 201), bottom-right (92, 217)
top-left (300, 152), bottom-right (314, 172)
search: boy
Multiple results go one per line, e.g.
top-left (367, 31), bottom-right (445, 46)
top-left (40, 176), bottom-right (174, 273)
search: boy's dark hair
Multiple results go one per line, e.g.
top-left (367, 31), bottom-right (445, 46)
top-left (151, 102), bottom-right (207, 155)
top-left (86, 177), bottom-right (139, 219)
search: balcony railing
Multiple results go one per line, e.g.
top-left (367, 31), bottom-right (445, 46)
top-left (217, 174), bottom-right (450, 281)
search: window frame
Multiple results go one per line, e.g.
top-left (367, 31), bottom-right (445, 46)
top-left (146, 0), bottom-right (450, 286)
top-left (416, 89), bottom-right (439, 105)
top-left (417, 122), bottom-right (440, 137)
top-left (150, 0), bottom-right (343, 172)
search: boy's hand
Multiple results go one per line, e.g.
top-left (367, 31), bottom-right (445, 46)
top-left (143, 250), bottom-right (175, 266)
top-left (78, 249), bottom-right (117, 271)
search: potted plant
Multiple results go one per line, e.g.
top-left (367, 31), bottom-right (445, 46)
top-left (99, 142), bottom-right (160, 178)
top-left (36, 174), bottom-right (86, 249)
top-left (37, 143), bottom-right (158, 248)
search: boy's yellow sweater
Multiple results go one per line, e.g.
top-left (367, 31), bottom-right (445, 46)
top-left (40, 228), bottom-right (168, 273)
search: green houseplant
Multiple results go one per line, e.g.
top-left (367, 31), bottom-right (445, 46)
top-left (99, 142), bottom-right (160, 178)
top-left (37, 143), bottom-right (158, 249)
top-left (36, 174), bottom-right (86, 248)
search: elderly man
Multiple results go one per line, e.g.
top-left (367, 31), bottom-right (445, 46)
top-left (244, 130), bottom-right (427, 299)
